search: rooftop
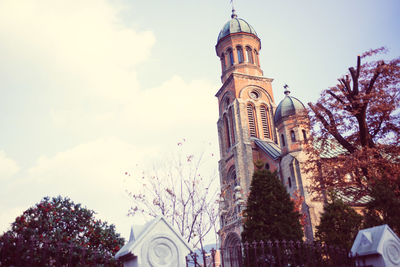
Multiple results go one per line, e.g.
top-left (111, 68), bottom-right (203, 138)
top-left (217, 10), bottom-right (257, 42)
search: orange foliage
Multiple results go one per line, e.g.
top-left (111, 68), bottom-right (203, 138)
top-left (291, 190), bottom-right (307, 227)
top-left (305, 48), bottom-right (400, 200)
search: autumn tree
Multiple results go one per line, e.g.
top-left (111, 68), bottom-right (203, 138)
top-left (306, 48), bottom-right (400, 200)
top-left (0, 196), bottom-right (124, 266)
top-left (126, 140), bottom-right (219, 251)
top-left (241, 169), bottom-right (303, 242)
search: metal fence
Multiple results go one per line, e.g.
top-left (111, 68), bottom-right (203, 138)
top-left (186, 240), bottom-right (370, 267)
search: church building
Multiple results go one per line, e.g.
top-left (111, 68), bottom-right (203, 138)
top-left (215, 10), bottom-right (323, 247)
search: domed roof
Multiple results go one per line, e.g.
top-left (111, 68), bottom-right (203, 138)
top-left (217, 12), bottom-right (257, 42)
top-left (274, 90), bottom-right (306, 125)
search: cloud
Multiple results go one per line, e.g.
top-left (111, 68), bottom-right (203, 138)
top-left (26, 137), bottom-right (157, 195)
top-left (49, 72), bottom-right (219, 150)
top-left (0, 0), bottom-right (219, 238)
top-left (24, 137), bottom-right (158, 236)
top-left (0, 206), bottom-right (26, 234)
top-left (0, 151), bottom-right (19, 180)
top-left (0, 0), bottom-right (218, 143)
top-left (22, 137), bottom-right (217, 238)
top-left (0, 0), bottom-right (155, 102)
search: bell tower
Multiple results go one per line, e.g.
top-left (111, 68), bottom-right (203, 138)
top-left (215, 8), bottom-right (324, 246)
top-left (215, 9), bottom-right (278, 246)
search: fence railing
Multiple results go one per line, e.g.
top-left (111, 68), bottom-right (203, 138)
top-left (186, 240), bottom-right (370, 267)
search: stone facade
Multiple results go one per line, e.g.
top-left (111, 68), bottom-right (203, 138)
top-left (115, 216), bottom-right (192, 267)
top-left (215, 12), bottom-right (323, 247)
top-left (351, 224), bottom-right (400, 267)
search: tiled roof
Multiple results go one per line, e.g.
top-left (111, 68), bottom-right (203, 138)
top-left (254, 138), bottom-right (281, 160)
top-left (314, 139), bottom-right (348, 158)
top-left (336, 187), bottom-right (372, 206)
top-left (274, 95), bottom-right (306, 125)
top-left (217, 17), bottom-right (257, 42)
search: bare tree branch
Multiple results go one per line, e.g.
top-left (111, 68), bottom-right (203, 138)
top-left (309, 103), bottom-right (356, 153)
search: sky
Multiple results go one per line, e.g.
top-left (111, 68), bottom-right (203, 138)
top-left (0, 0), bottom-right (399, 241)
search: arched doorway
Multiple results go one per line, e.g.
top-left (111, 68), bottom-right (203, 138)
top-left (223, 232), bottom-right (242, 267)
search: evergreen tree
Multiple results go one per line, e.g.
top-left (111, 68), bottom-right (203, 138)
top-left (241, 169), bottom-right (303, 242)
top-left (0, 196), bottom-right (124, 266)
top-left (364, 177), bottom-right (400, 235)
top-left (316, 196), bottom-right (363, 250)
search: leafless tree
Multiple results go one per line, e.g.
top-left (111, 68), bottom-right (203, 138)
top-left (126, 140), bottom-right (219, 250)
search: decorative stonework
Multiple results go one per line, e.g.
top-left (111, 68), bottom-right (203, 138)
top-left (351, 224), bottom-right (400, 267)
top-left (115, 216), bottom-right (191, 267)
top-left (384, 239), bottom-right (400, 265)
top-left (145, 236), bottom-right (179, 267)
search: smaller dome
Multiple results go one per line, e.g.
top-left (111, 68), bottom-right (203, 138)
top-left (217, 15), bottom-right (257, 42)
top-left (274, 91), bottom-right (306, 125)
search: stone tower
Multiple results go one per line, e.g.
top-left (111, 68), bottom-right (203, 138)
top-left (215, 10), bottom-right (322, 247)
top-left (273, 87), bottom-right (323, 241)
top-left (215, 10), bottom-right (278, 247)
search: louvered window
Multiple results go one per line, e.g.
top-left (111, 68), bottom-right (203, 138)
top-left (247, 104), bottom-right (257, 137)
top-left (260, 106), bottom-right (270, 139)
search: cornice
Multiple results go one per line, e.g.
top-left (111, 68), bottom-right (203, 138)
top-left (215, 73), bottom-right (274, 97)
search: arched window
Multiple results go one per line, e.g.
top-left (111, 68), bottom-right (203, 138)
top-left (236, 46), bottom-right (244, 63)
top-left (302, 129), bottom-right (307, 141)
top-left (260, 105), bottom-right (270, 139)
top-left (223, 115), bottom-right (231, 149)
top-left (221, 53), bottom-right (226, 71)
top-left (281, 134), bottom-right (286, 146)
top-left (254, 49), bottom-right (260, 66)
top-left (228, 167), bottom-right (238, 187)
top-left (288, 177), bottom-right (292, 188)
top-left (265, 163), bottom-right (270, 170)
top-left (247, 104), bottom-right (257, 137)
top-left (227, 48), bottom-right (234, 66)
top-left (291, 130), bottom-right (296, 142)
top-left (227, 166), bottom-right (238, 203)
top-left (246, 46), bottom-right (253, 64)
top-left (224, 97), bottom-right (230, 110)
top-left (229, 107), bottom-right (235, 145)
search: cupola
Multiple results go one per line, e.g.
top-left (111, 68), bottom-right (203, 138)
top-left (274, 88), bottom-right (306, 125)
top-left (216, 9), bottom-right (263, 83)
top-left (217, 11), bottom-right (258, 43)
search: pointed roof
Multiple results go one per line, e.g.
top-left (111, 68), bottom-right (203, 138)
top-left (115, 216), bottom-right (192, 260)
top-left (351, 224), bottom-right (400, 257)
top-left (254, 138), bottom-right (281, 160)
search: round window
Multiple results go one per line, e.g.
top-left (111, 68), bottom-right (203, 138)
top-left (250, 91), bottom-right (259, 99)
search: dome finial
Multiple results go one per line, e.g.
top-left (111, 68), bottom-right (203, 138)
top-left (231, 0), bottom-right (237, 18)
top-left (283, 84), bottom-right (291, 95)
top-left (231, 8), bottom-right (238, 18)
